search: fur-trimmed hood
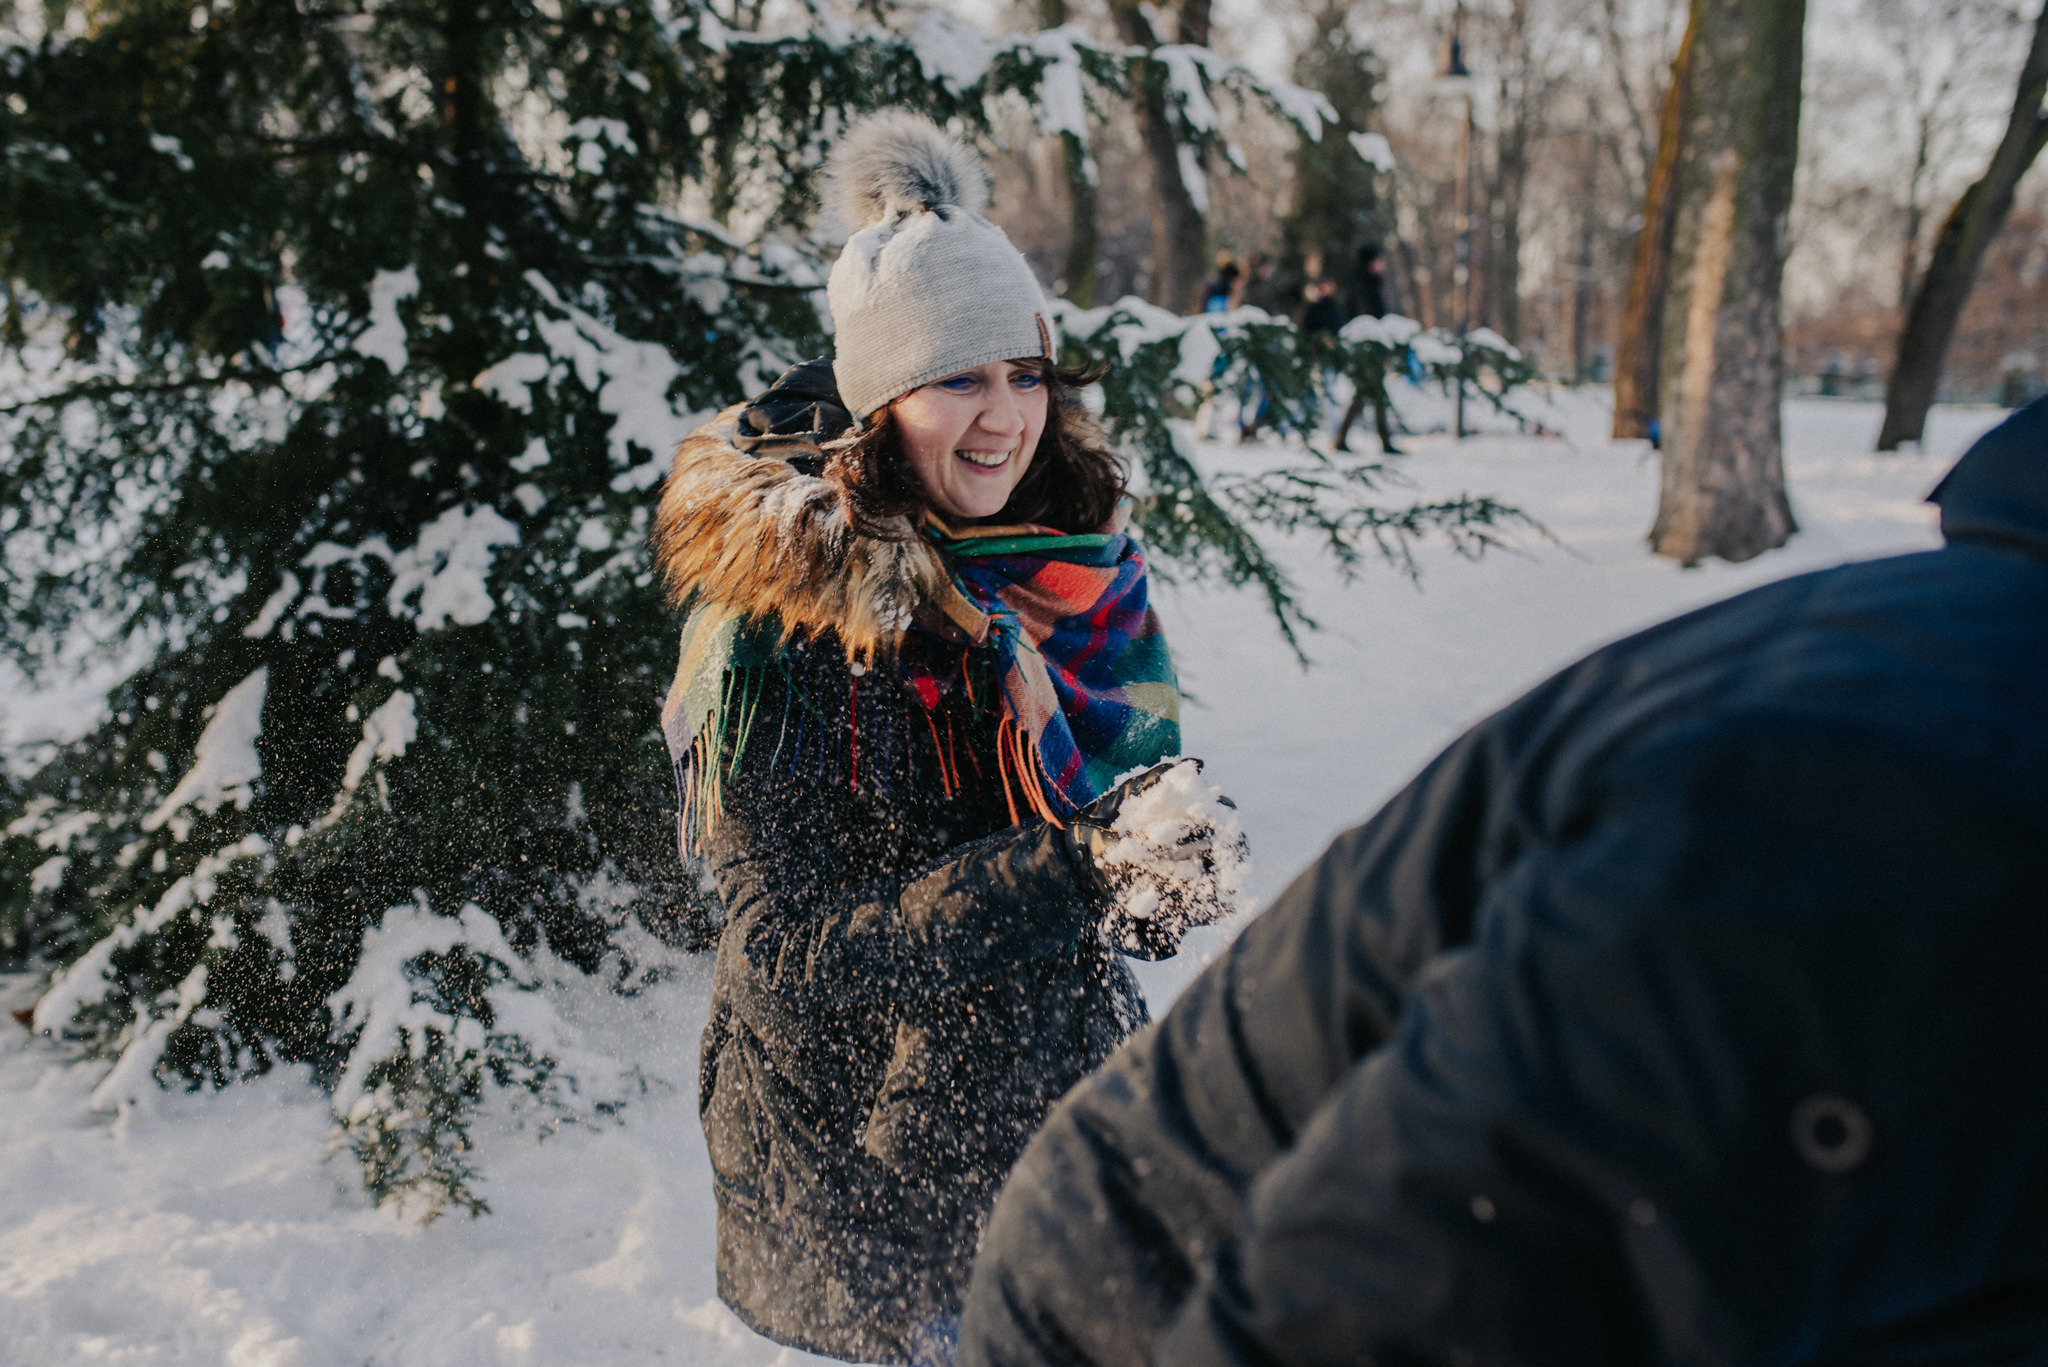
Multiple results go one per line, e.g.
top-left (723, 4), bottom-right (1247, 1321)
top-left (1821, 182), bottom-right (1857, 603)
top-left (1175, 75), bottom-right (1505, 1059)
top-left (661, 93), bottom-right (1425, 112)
top-left (650, 360), bottom-right (970, 661)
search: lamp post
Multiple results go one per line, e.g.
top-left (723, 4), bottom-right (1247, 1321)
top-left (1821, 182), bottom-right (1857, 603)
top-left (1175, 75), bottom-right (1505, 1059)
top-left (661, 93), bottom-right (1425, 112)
top-left (1435, 6), bottom-right (1476, 438)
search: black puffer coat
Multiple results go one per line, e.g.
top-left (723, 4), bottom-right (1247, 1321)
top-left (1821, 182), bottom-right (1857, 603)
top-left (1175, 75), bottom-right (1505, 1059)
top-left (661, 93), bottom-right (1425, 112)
top-left (698, 645), bottom-right (1147, 1363)
top-left (656, 364), bottom-right (1159, 1364)
top-left (960, 400), bottom-right (2048, 1367)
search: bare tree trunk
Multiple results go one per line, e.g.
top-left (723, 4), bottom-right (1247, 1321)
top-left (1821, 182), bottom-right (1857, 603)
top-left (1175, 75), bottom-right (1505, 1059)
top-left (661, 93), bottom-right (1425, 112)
top-left (1109, 0), bottom-right (1208, 312)
top-left (1041, 0), bottom-right (1101, 306)
top-left (1472, 153), bottom-right (1493, 332)
top-left (1877, 1), bottom-right (2048, 450)
top-left (1898, 118), bottom-right (1933, 311)
top-left (1648, 0), bottom-right (1804, 565)
top-left (1599, 0), bottom-right (1661, 188)
top-left (1055, 136), bottom-right (1103, 307)
top-left (1486, 0), bottom-right (1542, 346)
top-left (1612, 10), bottom-right (1697, 439)
top-left (1395, 233), bottom-right (1432, 329)
top-left (439, 0), bottom-right (495, 379)
top-left (1572, 133), bottom-right (1599, 382)
top-left (1493, 134), bottom-right (1527, 343)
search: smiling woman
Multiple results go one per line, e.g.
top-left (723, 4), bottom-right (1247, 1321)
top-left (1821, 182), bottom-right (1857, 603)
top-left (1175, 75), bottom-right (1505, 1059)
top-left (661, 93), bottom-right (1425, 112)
top-left (648, 110), bottom-right (1246, 1366)
top-left (894, 362), bottom-right (1047, 520)
top-left (825, 358), bottom-right (1127, 542)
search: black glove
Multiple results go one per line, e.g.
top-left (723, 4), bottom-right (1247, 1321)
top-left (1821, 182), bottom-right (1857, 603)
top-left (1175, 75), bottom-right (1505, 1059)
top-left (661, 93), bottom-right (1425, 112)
top-left (1058, 758), bottom-right (1245, 958)
top-left (1058, 759), bottom-right (1199, 906)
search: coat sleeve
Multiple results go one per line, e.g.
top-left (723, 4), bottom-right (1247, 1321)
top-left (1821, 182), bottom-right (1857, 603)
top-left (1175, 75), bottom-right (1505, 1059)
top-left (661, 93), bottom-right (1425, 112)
top-left (1143, 776), bottom-right (1680, 1367)
top-left (956, 717), bottom-right (1520, 1366)
top-left (964, 705), bottom-right (2048, 1367)
top-left (702, 707), bottom-right (1101, 1013)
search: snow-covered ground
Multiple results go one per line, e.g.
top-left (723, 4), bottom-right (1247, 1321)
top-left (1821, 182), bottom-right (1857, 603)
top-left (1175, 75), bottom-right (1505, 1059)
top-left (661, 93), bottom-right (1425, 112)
top-left (0, 393), bottom-right (2006, 1366)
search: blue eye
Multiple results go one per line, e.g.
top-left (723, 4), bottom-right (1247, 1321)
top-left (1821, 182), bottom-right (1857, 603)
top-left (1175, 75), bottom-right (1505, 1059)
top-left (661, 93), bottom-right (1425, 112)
top-left (937, 375), bottom-right (976, 393)
top-left (1012, 371), bottom-right (1043, 390)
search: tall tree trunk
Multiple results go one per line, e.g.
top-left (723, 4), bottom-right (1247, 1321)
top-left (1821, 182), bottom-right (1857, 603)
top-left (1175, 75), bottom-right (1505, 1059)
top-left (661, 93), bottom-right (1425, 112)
top-left (1055, 135), bottom-right (1103, 307)
top-left (1598, 0), bottom-right (1660, 194)
top-left (1396, 236), bottom-right (1431, 330)
top-left (1612, 11), bottom-right (1697, 440)
top-left (1108, 0), bottom-right (1207, 313)
top-left (439, 0), bottom-right (493, 378)
top-left (1876, 1), bottom-right (2048, 450)
top-left (1488, 0), bottom-right (1538, 346)
top-left (1041, 0), bottom-right (1101, 306)
top-left (1493, 136), bottom-right (1527, 343)
top-left (1572, 135), bottom-right (1598, 382)
top-left (1898, 117), bottom-right (1933, 311)
top-left (1648, 0), bottom-right (1804, 565)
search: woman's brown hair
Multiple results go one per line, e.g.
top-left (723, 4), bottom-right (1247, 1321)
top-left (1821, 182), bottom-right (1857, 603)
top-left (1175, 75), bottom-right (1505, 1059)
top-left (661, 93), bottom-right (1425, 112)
top-left (825, 362), bottom-right (1127, 536)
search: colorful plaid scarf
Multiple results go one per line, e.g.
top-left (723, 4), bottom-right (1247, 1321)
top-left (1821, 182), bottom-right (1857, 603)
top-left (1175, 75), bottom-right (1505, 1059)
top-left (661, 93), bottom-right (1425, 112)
top-left (928, 514), bottom-right (1180, 822)
top-left (662, 518), bottom-right (1180, 846)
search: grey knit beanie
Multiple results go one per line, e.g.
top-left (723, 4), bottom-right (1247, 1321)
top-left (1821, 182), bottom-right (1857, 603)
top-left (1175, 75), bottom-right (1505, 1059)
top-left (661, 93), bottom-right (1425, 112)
top-left (823, 111), bottom-right (1054, 421)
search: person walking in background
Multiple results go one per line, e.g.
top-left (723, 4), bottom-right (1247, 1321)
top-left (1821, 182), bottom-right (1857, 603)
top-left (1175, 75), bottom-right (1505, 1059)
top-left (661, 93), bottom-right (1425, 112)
top-left (653, 110), bottom-right (1241, 1367)
top-left (957, 398), bottom-right (2048, 1366)
top-left (1297, 275), bottom-right (1356, 451)
top-left (1228, 253), bottom-right (1282, 440)
top-left (1195, 252), bottom-right (1240, 438)
top-left (1239, 251), bottom-right (1280, 315)
top-left (1299, 275), bottom-right (1343, 337)
top-left (1201, 251), bottom-right (1240, 314)
top-left (1343, 240), bottom-right (1390, 321)
top-left (1335, 242), bottom-right (1402, 454)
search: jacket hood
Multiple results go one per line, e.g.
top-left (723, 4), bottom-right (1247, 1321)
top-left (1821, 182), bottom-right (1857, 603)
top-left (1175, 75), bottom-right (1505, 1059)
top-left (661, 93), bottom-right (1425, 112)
top-left (1931, 395), bottom-right (2048, 561)
top-left (650, 359), bottom-right (955, 661)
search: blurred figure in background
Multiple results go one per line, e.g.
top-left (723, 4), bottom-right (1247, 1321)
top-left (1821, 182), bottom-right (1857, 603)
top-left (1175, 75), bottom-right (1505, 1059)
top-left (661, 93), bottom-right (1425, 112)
top-left (1299, 275), bottom-right (1343, 336)
top-left (1229, 252), bottom-right (1277, 441)
top-left (1239, 252), bottom-right (1280, 314)
top-left (1193, 252), bottom-right (1241, 438)
top-left (1297, 276), bottom-right (1355, 452)
top-left (1202, 251), bottom-right (1241, 314)
top-left (1343, 240), bottom-right (1390, 321)
top-left (1335, 242), bottom-right (1401, 455)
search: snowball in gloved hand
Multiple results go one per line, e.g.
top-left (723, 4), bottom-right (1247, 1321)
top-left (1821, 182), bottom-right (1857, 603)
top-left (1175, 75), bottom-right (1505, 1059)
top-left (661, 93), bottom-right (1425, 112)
top-left (1064, 758), bottom-right (1248, 953)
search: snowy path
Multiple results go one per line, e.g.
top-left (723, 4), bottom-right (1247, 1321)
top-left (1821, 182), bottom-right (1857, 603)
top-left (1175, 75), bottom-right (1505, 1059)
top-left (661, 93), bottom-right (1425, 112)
top-left (0, 395), bottom-right (2005, 1366)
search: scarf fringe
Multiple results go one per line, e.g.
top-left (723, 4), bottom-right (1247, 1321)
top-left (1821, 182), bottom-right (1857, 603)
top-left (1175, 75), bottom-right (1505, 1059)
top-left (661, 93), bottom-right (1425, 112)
top-left (676, 651), bottom-right (1031, 856)
top-left (996, 716), bottom-right (1067, 829)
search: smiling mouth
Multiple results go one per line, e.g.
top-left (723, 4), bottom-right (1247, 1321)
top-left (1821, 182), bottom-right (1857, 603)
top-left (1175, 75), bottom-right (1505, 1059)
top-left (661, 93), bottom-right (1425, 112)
top-left (955, 449), bottom-right (1011, 468)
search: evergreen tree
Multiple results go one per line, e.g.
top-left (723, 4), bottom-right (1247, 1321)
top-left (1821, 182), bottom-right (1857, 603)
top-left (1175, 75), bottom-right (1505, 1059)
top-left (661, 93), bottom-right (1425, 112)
top-left (0, 0), bottom-right (1525, 1214)
top-left (1058, 299), bottom-right (1535, 650)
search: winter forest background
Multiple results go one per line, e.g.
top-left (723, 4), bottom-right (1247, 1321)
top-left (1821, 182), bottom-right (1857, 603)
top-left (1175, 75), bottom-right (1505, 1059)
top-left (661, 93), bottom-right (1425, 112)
top-left (0, 0), bottom-right (2040, 1352)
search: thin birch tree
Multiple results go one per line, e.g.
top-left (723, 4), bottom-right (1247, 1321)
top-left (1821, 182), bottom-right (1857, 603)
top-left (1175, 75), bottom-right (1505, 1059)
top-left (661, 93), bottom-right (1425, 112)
top-left (1877, 0), bottom-right (2048, 449)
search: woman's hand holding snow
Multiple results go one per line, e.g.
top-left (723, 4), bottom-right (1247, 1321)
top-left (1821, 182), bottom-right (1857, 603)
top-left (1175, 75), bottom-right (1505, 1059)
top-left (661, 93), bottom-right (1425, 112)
top-left (1061, 758), bottom-right (1249, 956)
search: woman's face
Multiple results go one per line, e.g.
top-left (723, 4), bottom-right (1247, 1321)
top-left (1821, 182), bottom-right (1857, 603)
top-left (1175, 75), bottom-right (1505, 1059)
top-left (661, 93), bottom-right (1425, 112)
top-left (891, 360), bottom-right (1049, 522)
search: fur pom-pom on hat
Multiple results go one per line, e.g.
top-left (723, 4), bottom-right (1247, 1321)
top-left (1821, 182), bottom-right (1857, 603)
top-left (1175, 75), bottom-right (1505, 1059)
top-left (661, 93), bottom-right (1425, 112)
top-left (822, 109), bottom-right (1053, 421)
top-left (825, 110), bottom-right (990, 228)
